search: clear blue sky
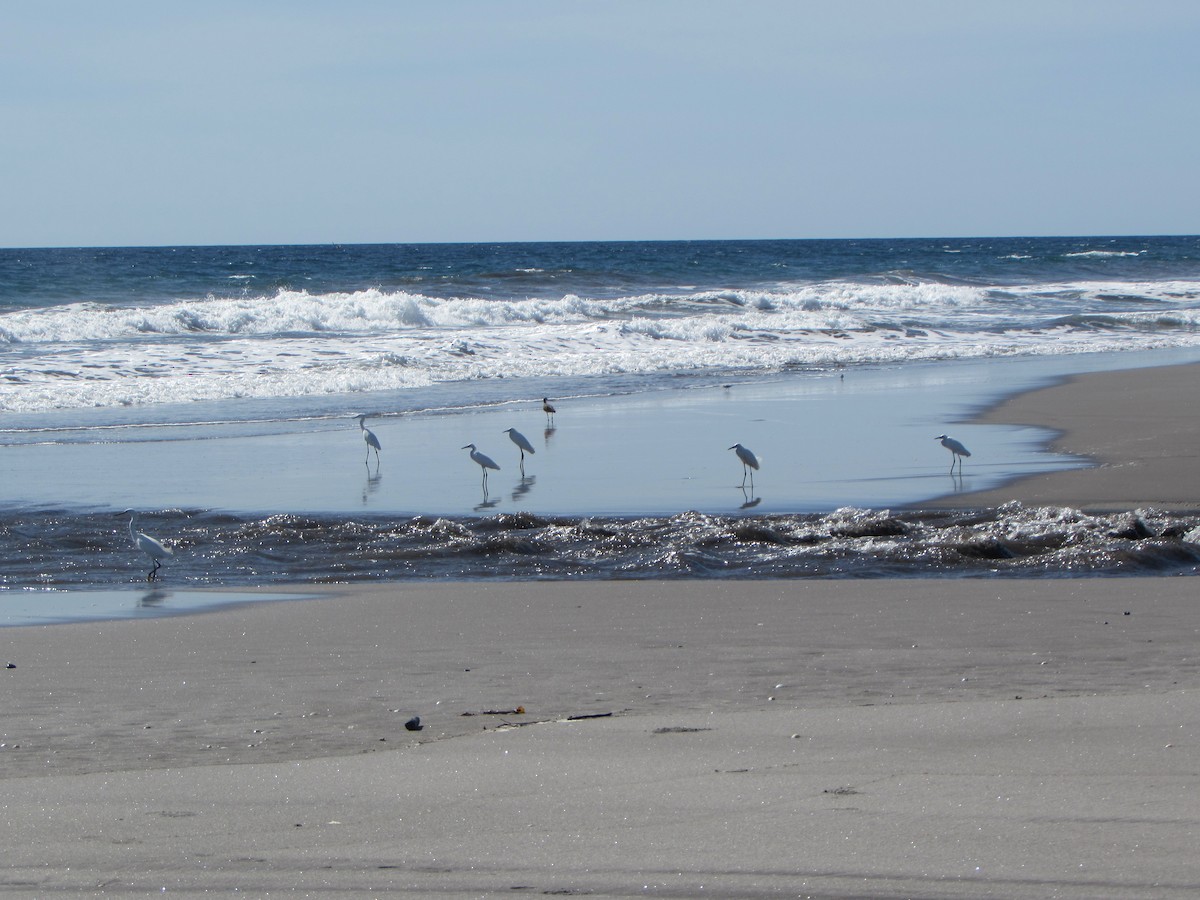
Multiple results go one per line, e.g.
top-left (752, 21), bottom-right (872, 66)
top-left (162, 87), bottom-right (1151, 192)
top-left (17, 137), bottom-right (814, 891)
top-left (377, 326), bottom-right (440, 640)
top-left (3, 1), bottom-right (1197, 247)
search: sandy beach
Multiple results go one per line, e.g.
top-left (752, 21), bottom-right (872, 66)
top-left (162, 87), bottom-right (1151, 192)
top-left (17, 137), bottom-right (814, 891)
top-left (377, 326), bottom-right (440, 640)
top-left (4, 360), bottom-right (1200, 898)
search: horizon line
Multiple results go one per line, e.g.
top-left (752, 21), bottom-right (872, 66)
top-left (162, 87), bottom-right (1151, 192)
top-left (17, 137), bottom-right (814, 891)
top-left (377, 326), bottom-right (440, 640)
top-left (3, 232), bottom-right (1197, 252)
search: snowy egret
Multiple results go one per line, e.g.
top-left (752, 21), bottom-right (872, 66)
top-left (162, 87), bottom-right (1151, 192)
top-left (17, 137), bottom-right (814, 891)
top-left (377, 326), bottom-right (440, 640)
top-left (542, 397), bottom-right (556, 423)
top-left (935, 434), bottom-right (971, 474)
top-left (120, 510), bottom-right (173, 582)
top-left (357, 415), bottom-right (381, 464)
top-left (729, 443), bottom-right (760, 487)
top-left (462, 443), bottom-right (500, 488)
top-left (503, 427), bottom-right (536, 472)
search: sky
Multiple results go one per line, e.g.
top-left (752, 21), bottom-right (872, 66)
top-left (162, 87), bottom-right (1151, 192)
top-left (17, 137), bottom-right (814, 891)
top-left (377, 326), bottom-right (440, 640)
top-left (3, 1), bottom-right (1197, 248)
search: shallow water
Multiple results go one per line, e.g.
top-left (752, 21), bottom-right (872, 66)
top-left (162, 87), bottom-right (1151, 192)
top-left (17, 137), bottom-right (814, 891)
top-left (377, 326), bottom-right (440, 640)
top-left (0, 355), bottom-right (1098, 518)
top-left (5, 351), bottom-right (1200, 607)
top-left (0, 588), bottom-right (313, 627)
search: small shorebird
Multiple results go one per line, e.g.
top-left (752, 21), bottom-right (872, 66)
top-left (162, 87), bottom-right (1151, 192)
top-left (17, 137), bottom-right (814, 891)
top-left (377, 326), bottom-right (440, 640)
top-left (935, 434), bottom-right (971, 474)
top-left (542, 397), bottom-right (556, 424)
top-left (729, 443), bottom-right (760, 488)
top-left (357, 415), bottom-right (381, 464)
top-left (121, 510), bottom-right (173, 582)
top-left (503, 427), bottom-right (536, 473)
top-left (462, 443), bottom-right (500, 488)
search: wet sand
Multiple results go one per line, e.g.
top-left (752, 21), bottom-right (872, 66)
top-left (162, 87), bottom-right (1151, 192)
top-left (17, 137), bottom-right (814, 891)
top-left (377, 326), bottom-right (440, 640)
top-left (939, 360), bottom-right (1200, 511)
top-left (3, 360), bottom-right (1200, 897)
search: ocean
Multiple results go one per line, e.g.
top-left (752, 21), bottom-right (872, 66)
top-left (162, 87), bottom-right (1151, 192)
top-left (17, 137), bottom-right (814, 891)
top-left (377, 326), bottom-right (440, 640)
top-left (3, 236), bottom-right (1200, 602)
top-left (5, 237), bottom-right (1200, 420)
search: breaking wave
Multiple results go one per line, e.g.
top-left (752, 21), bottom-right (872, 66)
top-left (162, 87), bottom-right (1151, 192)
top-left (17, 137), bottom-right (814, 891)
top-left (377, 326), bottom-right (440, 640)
top-left (5, 503), bottom-right (1198, 589)
top-left (3, 277), bottom-right (1200, 415)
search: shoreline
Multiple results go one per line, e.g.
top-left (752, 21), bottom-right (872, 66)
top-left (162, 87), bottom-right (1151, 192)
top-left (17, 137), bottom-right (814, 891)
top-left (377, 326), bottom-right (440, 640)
top-left (3, 354), bottom-right (1200, 611)
top-left (935, 360), bottom-right (1200, 511)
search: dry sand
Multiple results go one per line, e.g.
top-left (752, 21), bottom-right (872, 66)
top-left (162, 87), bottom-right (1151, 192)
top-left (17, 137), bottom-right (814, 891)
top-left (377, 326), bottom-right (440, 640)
top-left (4, 361), bottom-right (1200, 898)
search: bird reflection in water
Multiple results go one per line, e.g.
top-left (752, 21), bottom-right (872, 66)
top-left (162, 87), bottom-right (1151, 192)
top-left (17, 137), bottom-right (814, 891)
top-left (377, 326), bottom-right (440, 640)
top-left (739, 486), bottom-right (762, 509)
top-left (949, 468), bottom-right (966, 492)
top-left (139, 588), bottom-right (169, 608)
top-left (362, 465), bottom-right (382, 505)
top-left (512, 475), bottom-right (536, 503)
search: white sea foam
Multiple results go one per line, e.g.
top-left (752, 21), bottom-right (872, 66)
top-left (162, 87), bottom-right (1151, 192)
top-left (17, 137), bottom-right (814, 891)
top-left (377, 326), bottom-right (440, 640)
top-left (2, 279), bottom-right (1199, 415)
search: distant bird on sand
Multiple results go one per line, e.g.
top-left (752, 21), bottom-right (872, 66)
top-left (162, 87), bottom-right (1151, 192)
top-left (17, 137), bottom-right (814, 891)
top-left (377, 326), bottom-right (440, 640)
top-left (503, 427), bottom-right (536, 472)
top-left (121, 510), bottom-right (173, 582)
top-left (935, 434), bottom-right (971, 474)
top-left (462, 443), bottom-right (500, 488)
top-left (542, 397), bottom-right (556, 423)
top-left (357, 415), bottom-right (381, 464)
top-left (729, 443), bottom-right (760, 488)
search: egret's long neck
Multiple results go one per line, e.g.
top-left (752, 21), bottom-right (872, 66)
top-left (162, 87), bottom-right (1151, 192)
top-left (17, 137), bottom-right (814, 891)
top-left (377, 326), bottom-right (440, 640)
top-left (128, 515), bottom-right (137, 540)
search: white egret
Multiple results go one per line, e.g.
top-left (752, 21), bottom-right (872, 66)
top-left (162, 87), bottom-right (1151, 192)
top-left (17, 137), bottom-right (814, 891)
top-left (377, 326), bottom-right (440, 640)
top-left (121, 510), bottom-right (173, 582)
top-left (542, 397), bottom-right (556, 423)
top-left (935, 434), bottom-right (971, 474)
top-left (729, 443), bottom-right (760, 487)
top-left (462, 443), bottom-right (500, 488)
top-left (357, 415), bottom-right (381, 464)
top-left (503, 427), bottom-right (536, 472)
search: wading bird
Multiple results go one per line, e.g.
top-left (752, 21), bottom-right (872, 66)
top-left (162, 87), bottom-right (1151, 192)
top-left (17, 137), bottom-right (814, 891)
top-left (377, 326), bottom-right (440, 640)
top-left (121, 510), bottom-right (173, 582)
top-left (729, 443), bottom-right (760, 488)
top-left (357, 415), bottom-right (381, 464)
top-left (542, 397), bottom-right (556, 424)
top-left (462, 443), bottom-right (500, 489)
top-left (503, 427), bottom-right (536, 472)
top-left (935, 434), bottom-right (971, 474)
